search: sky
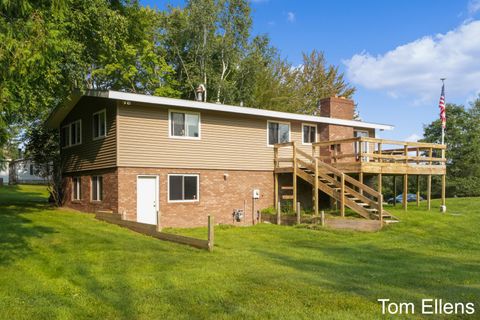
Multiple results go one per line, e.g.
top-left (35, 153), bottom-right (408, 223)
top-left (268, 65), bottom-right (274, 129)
top-left (141, 0), bottom-right (480, 141)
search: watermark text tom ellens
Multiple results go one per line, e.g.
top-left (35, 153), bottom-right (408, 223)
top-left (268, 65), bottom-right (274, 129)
top-left (378, 299), bottom-right (475, 315)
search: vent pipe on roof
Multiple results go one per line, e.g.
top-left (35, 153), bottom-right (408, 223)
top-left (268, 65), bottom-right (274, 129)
top-left (196, 84), bottom-right (206, 102)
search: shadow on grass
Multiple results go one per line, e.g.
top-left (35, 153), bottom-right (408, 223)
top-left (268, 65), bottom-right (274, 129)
top-left (0, 203), bottom-right (56, 266)
top-left (251, 242), bottom-right (480, 304)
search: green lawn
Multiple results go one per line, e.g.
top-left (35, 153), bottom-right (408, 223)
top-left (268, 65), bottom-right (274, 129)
top-left (0, 185), bottom-right (479, 319)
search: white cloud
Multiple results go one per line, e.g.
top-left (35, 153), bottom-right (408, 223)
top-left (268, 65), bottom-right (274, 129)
top-left (344, 20), bottom-right (480, 105)
top-left (287, 12), bottom-right (295, 23)
top-left (405, 133), bottom-right (422, 142)
top-left (469, 0), bottom-right (480, 15)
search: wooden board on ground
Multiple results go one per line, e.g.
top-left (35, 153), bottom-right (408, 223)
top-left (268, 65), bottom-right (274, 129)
top-left (325, 218), bottom-right (383, 232)
top-left (95, 212), bottom-right (211, 250)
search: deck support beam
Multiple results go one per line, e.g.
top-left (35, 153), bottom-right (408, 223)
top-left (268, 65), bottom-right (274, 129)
top-left (314, 158), bottom-right (319, 216)
top-left (274, 173), bottom-right (278, 210)
top-left (393, 175), bottom-right (397, 207)
top-left (340, 173), bottom-right (345, 217)
top-left (292, 142), bottom-right (297, 211)
top-left (441, 174), bottom-right (446, 212)
top-left (377, 173), bottom-right (382, 195)
top-left (427, 175), bottom-right (432, 210)
top-left (359, 172), bottom-right (364, 195)
top-left (403, 174), bottom-right (408, 211)
top-left (416, 175), bottom-right (420, 207)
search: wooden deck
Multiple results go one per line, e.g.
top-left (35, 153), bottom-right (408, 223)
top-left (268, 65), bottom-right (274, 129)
top-left (312, 137), bottom-right (446, 175)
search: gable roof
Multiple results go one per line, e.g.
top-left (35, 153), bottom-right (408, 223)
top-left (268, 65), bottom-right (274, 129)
top-left (45, 90), bottom-right (394, 130)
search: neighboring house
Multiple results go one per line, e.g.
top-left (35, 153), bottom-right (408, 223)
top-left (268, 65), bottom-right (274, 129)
top-left (0, 159), bottom-right (10, 185)
top-left (8, 159), bottom-right (48, 185)
top-left (45, 90), bottom-right (445, 228)
top-left (0, 158), bottom-right (47, 185)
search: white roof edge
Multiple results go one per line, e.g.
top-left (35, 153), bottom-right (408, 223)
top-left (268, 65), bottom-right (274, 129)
top-left (104, 90), bottom-right (394, 130)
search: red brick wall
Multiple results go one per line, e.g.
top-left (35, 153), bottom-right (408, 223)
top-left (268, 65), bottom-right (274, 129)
top-left (117, 167), bottom-right (274, 228)
top-left (63, 168), bottom-right (118, 213)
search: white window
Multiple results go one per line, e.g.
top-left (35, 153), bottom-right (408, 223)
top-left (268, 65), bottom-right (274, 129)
top-left (168, 174), bottom-right (199, 202)
top-left (267, 121), bottom-right (290, 146)
top-left (91, 176), bottom-right (103, 201)
top-left (61, 125), bottom-right (70, 148)
top-left (169, 110), bottom-right (200, 139)
top-left (93, 109), bottom-right (107, 139)
top-left (302, 124), bottom-right (317, 145)
top-left (70, 120), bottom-right (82, 146)
top-left (72, 177), bottom-right (81, 201)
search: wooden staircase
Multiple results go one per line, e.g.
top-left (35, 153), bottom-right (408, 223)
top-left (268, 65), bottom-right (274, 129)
top-left (274, 142), bottom-right (398, 225)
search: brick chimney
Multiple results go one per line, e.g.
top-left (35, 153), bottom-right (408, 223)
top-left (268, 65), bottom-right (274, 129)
top-left (319, 96), bottom-right (354, 120)
top-left (318, 97), bottom-right (355, 160)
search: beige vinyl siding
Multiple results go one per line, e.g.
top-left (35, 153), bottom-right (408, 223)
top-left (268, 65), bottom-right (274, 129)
top-left (61, 96), bottom-right (117, 173)
top-left (118, 103), bottom-right (316, 171)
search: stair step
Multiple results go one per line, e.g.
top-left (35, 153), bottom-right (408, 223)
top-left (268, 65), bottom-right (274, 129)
top-left (384, 220), bottom-right (400, 224)
top-left (365, 208), bottom-right (378, 212)
top-left (357, 203), bottom-right (368, 207)
top-left (281, 186), bottom-right (293, 190)
top-left (282, 195), bottom-right (294, 200)
top-left (348, 197), bottom-right (359, 201)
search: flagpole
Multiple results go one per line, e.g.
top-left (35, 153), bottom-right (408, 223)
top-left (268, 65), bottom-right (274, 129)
top-left (440, 78), bottom-right (446, 146)
top-left (440, 78), bottom-right (446, 213)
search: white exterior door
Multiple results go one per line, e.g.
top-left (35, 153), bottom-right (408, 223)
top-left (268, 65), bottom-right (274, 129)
top-left (137, 176), bottom-right (158, 225)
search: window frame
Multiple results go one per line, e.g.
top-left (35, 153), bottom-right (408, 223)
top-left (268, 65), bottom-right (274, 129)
top-left (168, 109), bottom-right (201, 140)
top-left (267, 120), bottom-right (291, 147)
top-left (92, 109), bottom-right (107, 141)
top-left (72, 177), bottom-right (81, 201)
top-left (91, 176), bottom-right (103, 202)
top-left (301, 123), bottom-right (317, 145)
top-left (61, 125), bottom-right (70, 148)
top-left (167, 174), bottom-right (200, 203)
top-left (70, 119), bottom-right (82, 146)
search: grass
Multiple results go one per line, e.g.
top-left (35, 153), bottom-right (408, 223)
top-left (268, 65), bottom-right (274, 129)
top-left (0, 185), bottom-right (479, 319)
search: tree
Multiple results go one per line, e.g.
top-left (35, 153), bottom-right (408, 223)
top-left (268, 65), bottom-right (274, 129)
top-left (25, 122), bottom-right (63, 205)
top-left (422, 98), bottom-right (480, 197)
top-left (284, 50), bottom-right (355, 114)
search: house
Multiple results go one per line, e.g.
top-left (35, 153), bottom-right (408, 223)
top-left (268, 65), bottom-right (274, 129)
top-left (45, 90), bottom-right (446, 228)
top-left (0, 158), bottom-right (47, 185)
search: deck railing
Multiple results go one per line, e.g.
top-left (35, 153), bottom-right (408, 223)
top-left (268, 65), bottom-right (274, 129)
top-left (312, 137), bottom-right (446, 166)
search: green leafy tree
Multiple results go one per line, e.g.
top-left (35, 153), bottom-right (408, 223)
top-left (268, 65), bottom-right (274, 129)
top-left (422, 99), bottom-right (480, 197)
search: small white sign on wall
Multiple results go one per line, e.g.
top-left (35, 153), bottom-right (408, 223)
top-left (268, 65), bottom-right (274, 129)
top-left (252, 189), bottom-right (260, 199)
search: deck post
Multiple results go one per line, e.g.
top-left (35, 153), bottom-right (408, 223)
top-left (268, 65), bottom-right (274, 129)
top-left (441, 174), bottom-right (446, 212)
top-left (292, 142), bottom-right (297, 212)
top-left (314, 158), bottom-right (319, 216)
top-left (427, 175), bottom-right (432, 210)
top-left (378, 194), bottom-right (383, 227)
top-left (208, 215), bottom-right (214, 252)
top-left (359, 172), bottom-right (364, 195)
top-left (416, 175), bottom-right (420, 207)
top-left (403, 174), bottom-right (408, 211)
top-left (274, 173), bottom-right (278, 210)
top-left (274, 146), bottom-right (279, 210)
top-left (276, 201), bottom-right (281, 225)
top-left (156, 209), bottom-right (161, 232)
top-left (296, 202), bottom-right (301, 224)
top-left (393, 175), bottom-right (397, 206)
top-left (340, 173), bottom-right (345, 217)
top-left (377, 173), bottom-right (382, 195)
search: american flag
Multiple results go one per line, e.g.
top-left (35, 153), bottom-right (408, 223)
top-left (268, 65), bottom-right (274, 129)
top-left (439, 83), bottom-right (446, 129)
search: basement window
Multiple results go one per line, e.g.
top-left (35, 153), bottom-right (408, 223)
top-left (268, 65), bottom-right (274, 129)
top-left (93, 109), bottom-right (107, 140)
top-left (72, 177), bottom-right (81, 201)
top-left (268, 121), bottom-right (290, 146)
top-left (91, 176), bottom-right (103, 201)
top-left (168, 174), bottom-right (199, 202)
top-left (169, 110), bottom-right (200, 139)
top-left (302, 124), bottom-right (317, 144)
